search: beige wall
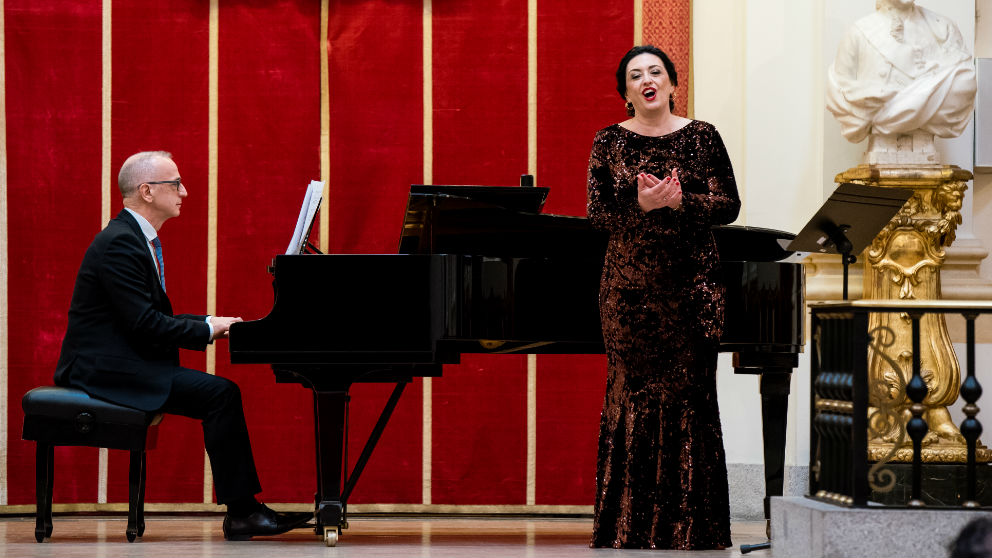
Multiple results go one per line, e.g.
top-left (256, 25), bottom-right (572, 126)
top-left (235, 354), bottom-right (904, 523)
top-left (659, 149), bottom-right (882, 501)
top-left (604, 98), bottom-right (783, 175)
top-left (694, 0), bottom-right (981, 468)
top-left (977, 0), bottom-right (992, 283)
top-left (695, 0), bottom-right (975, 224)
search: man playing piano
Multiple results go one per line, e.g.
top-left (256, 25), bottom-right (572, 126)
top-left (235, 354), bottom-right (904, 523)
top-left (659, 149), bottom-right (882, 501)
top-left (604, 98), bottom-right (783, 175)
top-left (54, 151), bottom-right (309, 540)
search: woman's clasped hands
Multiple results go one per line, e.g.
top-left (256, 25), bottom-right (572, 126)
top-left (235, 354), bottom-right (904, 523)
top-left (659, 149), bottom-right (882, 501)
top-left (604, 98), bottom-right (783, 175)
top-left (636, 169), bottom-right (681, 212)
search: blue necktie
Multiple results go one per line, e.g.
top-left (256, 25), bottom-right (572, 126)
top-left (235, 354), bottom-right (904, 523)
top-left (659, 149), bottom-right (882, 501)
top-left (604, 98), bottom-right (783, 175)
top-left (150, 237), bottom-right (166, 291)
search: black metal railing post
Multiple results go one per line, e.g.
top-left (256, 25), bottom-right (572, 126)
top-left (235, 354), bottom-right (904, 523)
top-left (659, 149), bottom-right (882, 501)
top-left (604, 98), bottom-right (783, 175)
top-left (809, 312), bottom-right (821, 496)
top-left (960, 312), bottom-right (982, 507)
top-left (905, 311), bottom-right (928, 507)
top-left (851, 310), bottom-right (869, 506)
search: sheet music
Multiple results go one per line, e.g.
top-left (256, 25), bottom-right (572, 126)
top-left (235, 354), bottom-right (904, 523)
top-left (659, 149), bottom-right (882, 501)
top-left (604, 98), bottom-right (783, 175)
top-left (286, 180), bottom-right (325, 255)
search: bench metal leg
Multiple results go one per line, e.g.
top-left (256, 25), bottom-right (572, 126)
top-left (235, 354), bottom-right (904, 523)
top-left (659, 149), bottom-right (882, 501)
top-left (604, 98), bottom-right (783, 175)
top-left (35, 443), bottom-right (53, 543)
top-left (137, 451), bottom-right (146, 537)
top-left (126, 450), bottom-right (145, 542)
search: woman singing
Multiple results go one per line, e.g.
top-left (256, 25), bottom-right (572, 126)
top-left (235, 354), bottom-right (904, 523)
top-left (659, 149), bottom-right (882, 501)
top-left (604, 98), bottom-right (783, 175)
top-left (587, 45), bottom-right (741, 550)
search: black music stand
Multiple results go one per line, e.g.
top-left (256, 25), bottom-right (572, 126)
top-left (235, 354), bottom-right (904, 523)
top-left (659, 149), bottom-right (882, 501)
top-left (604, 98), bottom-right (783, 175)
top-left (787, 182), bottom-right (912, 300)
top-left (740, 183), bottom-right (913, 554)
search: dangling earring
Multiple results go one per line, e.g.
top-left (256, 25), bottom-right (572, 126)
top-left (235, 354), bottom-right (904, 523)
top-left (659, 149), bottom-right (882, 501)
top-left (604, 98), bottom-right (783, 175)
top-left (625, 101), bottom-right (635, 117)
top-left (671, 90), bottom-right (677, 103)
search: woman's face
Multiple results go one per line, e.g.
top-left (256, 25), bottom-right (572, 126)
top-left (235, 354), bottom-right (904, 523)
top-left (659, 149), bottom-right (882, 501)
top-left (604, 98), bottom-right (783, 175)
top-left (624, 53), bottom-right (673, 116)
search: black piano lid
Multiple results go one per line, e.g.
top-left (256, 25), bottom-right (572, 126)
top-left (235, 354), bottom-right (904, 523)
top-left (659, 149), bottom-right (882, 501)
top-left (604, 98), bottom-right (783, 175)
top-left (401, 184), bottom-right (798, 263)
top-left (401, 184), bottom-right (561, 256)
top-left (409, 184), bottom-right (549, 213)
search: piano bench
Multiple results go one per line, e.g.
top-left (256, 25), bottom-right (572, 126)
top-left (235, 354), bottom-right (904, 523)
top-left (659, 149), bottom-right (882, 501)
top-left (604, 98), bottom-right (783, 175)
top-left (21, 386), bottom-right (162, 543)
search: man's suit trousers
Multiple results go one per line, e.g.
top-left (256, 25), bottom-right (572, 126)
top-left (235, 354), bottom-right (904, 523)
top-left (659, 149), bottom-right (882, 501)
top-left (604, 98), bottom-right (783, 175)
top-left (159, 368), bottom-right (262, 504)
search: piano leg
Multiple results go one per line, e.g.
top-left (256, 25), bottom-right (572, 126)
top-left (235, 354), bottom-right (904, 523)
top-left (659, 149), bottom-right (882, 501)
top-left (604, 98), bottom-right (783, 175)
top-left (278, 365), bottom-right (433, 545)
top-left (759, 371), bottom-right (792, 539)
top-left (313, 389), bottom-right (349, 544)
top-left (307, 376), bottom-right (412, 546)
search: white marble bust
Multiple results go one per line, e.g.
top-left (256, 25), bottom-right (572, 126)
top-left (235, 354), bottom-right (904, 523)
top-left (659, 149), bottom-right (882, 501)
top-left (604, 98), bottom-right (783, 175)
top-left (826, 0), bottom-right (976, 164)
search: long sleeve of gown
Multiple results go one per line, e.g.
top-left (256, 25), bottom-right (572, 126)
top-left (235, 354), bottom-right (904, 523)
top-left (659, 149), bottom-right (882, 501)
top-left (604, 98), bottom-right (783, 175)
top-left (673, 126), bottom-right (740, 228)
top-left (586, 129), bottom-right (651, 234)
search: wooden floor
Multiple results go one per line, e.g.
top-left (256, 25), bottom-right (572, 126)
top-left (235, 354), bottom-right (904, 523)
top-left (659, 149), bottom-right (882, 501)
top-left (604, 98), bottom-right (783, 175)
top-left (0, 515), bottom-right (769, 557)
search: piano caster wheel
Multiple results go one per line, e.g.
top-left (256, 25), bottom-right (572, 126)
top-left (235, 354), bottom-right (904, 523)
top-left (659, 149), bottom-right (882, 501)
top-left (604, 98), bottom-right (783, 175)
top-left (324, 527), bottom-right (339, 547)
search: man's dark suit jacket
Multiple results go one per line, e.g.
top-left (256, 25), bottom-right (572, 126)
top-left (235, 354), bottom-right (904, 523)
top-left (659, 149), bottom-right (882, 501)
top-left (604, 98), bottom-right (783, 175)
top-left (55, 209), bottom-right (211, 411)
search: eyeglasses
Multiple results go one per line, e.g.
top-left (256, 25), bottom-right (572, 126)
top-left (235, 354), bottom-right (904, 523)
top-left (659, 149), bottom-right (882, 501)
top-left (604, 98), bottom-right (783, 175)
top-left (145, 179), bottom-right (184, 191)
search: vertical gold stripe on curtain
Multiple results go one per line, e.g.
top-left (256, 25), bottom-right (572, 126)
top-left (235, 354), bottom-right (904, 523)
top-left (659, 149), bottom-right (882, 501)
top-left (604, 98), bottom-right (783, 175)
top-left (422, 0), bottom-right (433, 507)
top-left (686, 2), bottom-right (693, 120)
top-left (101, 1), bottom-right (111, 227)
top-left (634, 0), bottom-right (643, 45)
top-left (319, 0), bottom-right (330, 251)
top-left (97, 0), bottom-right (112, 506)
top-left (527, 0), bottom-right (536, 181)
top-left (0, 0), bottom-right (8, 507)
top-left (526, 354), bottom-right (537, 505)
top-left (423, 0), bottom-right (433, 187)
top-left (204, 0), bottom-right (220, 504)
top-left (526, 0), bottom-right (537, 508)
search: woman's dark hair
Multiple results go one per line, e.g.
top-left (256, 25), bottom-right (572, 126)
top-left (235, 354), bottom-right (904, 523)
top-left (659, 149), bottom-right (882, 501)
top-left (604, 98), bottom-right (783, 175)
top-left (615, 45), bottom-right (678, 112)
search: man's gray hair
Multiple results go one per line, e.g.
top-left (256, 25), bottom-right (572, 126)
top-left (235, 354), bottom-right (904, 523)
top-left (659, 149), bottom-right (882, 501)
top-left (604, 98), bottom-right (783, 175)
top-left (118, 151), bottom-right (173, 198)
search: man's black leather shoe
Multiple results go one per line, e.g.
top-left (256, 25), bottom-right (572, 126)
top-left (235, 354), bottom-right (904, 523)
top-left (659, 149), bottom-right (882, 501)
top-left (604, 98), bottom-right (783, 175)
top-left (222, 504), bottom-right (312, 541)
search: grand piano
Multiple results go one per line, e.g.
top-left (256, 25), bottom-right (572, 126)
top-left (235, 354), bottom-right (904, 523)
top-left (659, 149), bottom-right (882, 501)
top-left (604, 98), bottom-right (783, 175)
top-left (229, 184), bottom-right (804, 546)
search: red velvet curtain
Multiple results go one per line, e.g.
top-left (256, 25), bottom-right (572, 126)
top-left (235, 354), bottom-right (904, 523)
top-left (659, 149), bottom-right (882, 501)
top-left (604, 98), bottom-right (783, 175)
top-left (3, 0), bottom-right (690, 508)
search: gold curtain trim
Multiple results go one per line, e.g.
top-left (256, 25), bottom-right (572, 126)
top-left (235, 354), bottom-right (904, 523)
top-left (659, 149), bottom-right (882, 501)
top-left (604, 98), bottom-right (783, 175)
top-left (0, 503), bottom-right (593, 515)
top-left (204, 0), bottom-right (220, 505)
top-left (319, 0), bottom-right (330, 251)
top-left (101, 0), bottom-right (111, 227)
top-left (0, 0), bottom-right (8, 507)
top-left (422, 0), bottom-right (434, 507)
top-left (633, 0), bottom-right (643, 45)
top-left (686, 1), bottom-right (693, 119)
top-left (98, 0), bottom-right (113, 507)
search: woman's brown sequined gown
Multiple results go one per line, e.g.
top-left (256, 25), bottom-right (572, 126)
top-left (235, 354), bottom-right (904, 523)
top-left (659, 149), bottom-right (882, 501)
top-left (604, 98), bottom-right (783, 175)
top-left (587, 121), bottom-right (741, 550)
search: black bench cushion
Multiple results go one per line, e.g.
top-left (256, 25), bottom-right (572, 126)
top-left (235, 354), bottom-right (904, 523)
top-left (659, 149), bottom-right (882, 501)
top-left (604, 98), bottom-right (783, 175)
top-left (22, 387), bottom-right (148, 426)
top-left (22, 387), bottom-right (156, 451)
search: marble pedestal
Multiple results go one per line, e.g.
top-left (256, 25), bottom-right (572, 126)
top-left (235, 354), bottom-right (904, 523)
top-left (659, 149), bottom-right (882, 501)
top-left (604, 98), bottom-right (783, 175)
top-left (771, 496), bottom-right (991, 558)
